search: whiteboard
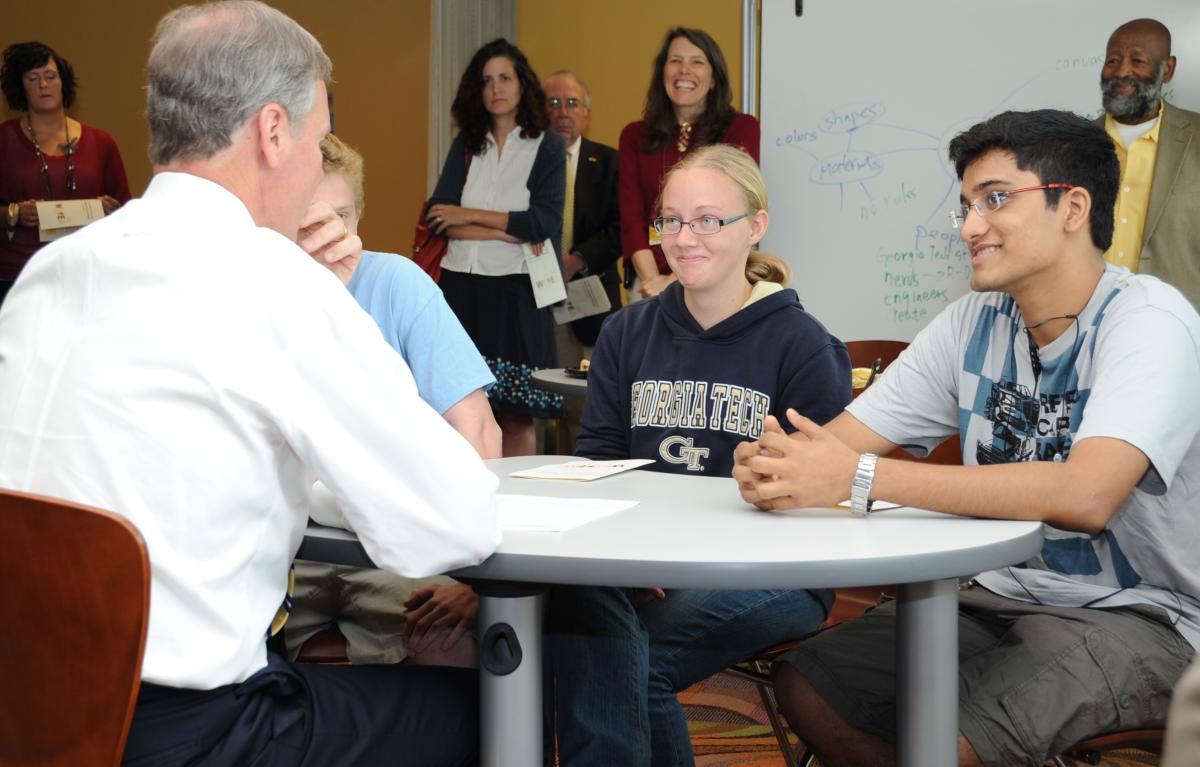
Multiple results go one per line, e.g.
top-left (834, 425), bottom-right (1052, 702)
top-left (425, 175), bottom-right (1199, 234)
top-left (760, 0), bottom-right (1200, 342)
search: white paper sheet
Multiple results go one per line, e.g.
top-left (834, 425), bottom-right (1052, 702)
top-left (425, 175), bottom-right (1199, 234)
top-left (498, 493), bottom-right (636, 532)
top-left (552, 274), bottom-right (612, 324)
top-left (37, 198), bottom-right (104, 242)
top-left (509, 459), bottom-right (654, 481)
top-left (524, 240), bottom-right (568, 308)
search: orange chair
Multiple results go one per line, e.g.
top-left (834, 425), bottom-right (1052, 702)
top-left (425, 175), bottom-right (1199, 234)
top-left (295, 627), bottom-right (351, 664)
top-left (845, 339), bottom-right (909, 388)
top-left (1051, 729), bottom-right (1164, 765)
top-left (845, 339), bottom-right (961, 464)
top-left (0, 490), bottom-right (150, 767)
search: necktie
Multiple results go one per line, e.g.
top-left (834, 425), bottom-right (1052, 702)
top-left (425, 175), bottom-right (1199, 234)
top-left (563, 149), bottom-right (575, 255)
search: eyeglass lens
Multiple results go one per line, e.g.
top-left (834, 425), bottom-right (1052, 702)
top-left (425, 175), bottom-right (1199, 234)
top-left (654, 213), bottom-right (747, 235)
top-left (949, 184), bottom-right (1074, 229)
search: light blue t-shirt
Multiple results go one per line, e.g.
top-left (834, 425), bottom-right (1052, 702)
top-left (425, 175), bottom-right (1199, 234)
top-left (347, 250), bottom-right (494, 414)
top-left (851, 265), bottom-right (1200, 649)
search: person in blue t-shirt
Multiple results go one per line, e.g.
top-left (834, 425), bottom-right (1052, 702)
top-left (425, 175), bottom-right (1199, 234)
top-left (549, 144), bottom-right (851, 766)
top-left (288, 134), bottom-right (499, 666)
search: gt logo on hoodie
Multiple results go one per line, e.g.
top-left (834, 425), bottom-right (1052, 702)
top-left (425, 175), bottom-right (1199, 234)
top-left (659, 436), bottom-right (711, 471)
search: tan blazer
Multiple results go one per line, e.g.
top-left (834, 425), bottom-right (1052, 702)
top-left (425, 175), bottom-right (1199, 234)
top-left (1126, 102), bottom-right (1200, 310)
top-left (1164, 655), bottom-right (1200, 767)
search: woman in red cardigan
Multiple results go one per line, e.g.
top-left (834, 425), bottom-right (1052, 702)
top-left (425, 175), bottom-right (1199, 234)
top-left (619, 27), bottom-right (760, 299)
top-left (1, 42), bottom-right (131, 305)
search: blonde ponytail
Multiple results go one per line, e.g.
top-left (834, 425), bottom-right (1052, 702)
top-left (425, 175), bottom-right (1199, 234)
top-left (746, 250), bottom-right (790, 286)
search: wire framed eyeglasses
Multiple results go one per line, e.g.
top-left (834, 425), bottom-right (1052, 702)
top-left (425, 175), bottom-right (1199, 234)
top-left (949, 184), bottom-right (1076, 229)
top-left (653, 213), bottom-right (748, 236)
top-left (546, 97), bottom-right (583, 112)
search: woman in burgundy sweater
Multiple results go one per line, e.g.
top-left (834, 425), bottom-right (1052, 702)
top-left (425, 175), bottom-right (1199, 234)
top-left (619, 27), bottom-right (760, 299)
top-left (1, 42), bottom-right (131, 305)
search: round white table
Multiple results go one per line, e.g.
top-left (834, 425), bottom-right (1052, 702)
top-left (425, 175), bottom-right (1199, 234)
top-left (300, 455), bottom-right (1044, 767)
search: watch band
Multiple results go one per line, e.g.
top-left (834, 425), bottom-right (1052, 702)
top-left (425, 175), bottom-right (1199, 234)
top-left (850, 453), bottom-right (878, 516)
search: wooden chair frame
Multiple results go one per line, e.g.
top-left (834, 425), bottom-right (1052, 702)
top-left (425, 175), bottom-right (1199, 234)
top-left (0, 490), bottom-right (150, 767)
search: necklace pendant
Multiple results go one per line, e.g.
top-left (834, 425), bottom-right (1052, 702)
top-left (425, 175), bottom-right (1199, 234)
top-left (676, 122), bottom-right (692, 153)
top-left (25, 114), bottom-right (76, 198)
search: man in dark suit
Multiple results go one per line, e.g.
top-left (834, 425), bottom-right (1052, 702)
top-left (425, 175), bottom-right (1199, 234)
top-left (544, 70), bottom-right (622, 354)
top-left (1099, 18), bottom-right (1200, 308)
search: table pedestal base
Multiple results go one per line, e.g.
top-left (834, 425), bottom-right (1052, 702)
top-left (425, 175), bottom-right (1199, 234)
top-left (476, 587), bottom-right (546, 767)
top-left (897, 578), bottom-right (959, 767)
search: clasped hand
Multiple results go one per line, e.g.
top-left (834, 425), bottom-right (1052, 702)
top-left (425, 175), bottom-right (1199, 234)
top-left (638, 272), bottom-right (675, 298)
top-left (402, 583), bottom-right (478, 652)
top-left (425, 203), bottom-right (469, 236)
top-left (18, 200), bottom-right (41, 228)
top-left (16, 195), bottom-right (121, 227)
top-left (732, 409), bottom-right (858, 511)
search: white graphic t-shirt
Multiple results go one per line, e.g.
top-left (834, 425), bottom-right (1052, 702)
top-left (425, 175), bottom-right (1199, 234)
top-left (851, 265), bottom-right (1200, 649)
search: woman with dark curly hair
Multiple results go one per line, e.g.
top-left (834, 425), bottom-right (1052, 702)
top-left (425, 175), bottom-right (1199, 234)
top-left (427, 38), bottom-right (566, 455)
top-left (1, 41), bottom-right (130, 305)
top-left (620, 27), bottom-right (760, 300)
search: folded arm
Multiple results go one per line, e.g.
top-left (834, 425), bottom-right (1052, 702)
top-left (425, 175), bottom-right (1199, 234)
top-left (505, 132), bottom-right (566, 258)
top-left (442, 223), bottom-right (520, 243)
top-left (428, 204), bottom-right (510, 236)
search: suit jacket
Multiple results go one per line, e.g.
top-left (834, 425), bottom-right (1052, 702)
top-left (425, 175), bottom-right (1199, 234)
top-left (567, 137), bottom-right (622, 346)
top-left (1103, 102), bottom-right (1200, 309)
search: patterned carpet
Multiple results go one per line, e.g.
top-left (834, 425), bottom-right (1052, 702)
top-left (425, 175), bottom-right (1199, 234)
top-left (682, 670), bottom-right (800, 766)
top-left (681, 672), bottom-right (1163, 767)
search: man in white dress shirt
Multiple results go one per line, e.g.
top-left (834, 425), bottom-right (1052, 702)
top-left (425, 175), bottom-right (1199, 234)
top-left (0, 2), bottom-right (498, 765)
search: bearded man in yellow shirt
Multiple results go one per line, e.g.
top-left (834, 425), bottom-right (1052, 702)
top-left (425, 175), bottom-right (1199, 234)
top-left (1099, 18), bottom-right (1200, 309)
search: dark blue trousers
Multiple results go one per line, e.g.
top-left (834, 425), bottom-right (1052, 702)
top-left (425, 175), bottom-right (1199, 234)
top-left (122, 653), bottom-right (478, 766)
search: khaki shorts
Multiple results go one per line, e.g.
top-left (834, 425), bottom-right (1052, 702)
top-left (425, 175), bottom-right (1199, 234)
top-left (776, 585), bottom-right (1194, 767)
top-left (286, 560), bottom-right (459, 665)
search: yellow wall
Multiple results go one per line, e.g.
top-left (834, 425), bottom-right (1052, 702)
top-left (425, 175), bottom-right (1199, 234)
top-left (4, 1), bottom-right (429, 254)
top-left (5, 1), bottom-right (747, 252)
top-left (516, 1), bottom-right (746, 149)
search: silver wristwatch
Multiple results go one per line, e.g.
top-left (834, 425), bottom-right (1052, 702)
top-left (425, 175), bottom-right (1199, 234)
top-left (850, 453), bottom-right (878, 516)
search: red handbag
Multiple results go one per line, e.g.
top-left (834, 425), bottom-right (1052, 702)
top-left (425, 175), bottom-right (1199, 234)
top-left (413, 151), bottom-right (471, 283)
top-left (411, 201), bottom-right (447, 282)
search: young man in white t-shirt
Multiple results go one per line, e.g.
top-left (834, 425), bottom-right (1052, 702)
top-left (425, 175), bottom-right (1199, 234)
top-left (733, 109), bottom-right (1200, 767)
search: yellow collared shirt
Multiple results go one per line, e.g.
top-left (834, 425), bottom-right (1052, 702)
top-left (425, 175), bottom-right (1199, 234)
top-left (1103, 105), bottom-right (1163, 271)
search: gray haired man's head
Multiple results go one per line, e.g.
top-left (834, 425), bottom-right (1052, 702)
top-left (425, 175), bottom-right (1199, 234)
top-left (1100, 18), bottom-right (1175, 123)
top-left (147, 0), bottom-right (332, 165)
